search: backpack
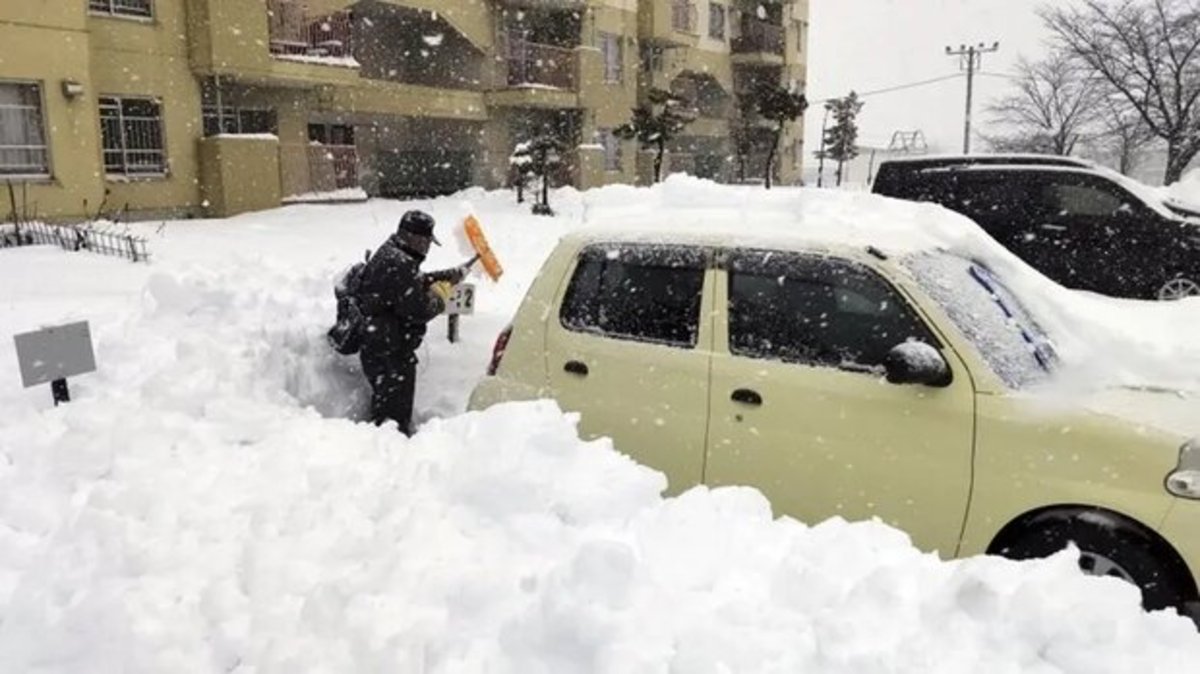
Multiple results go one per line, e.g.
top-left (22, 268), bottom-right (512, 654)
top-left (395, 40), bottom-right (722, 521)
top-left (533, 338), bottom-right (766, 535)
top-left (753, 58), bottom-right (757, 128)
top-left (327, 249), bottom-right (371, 355)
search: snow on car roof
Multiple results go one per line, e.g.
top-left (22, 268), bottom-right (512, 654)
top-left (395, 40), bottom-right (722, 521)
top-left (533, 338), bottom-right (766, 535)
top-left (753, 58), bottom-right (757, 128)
top-left (878, 153), bottom-right (1094, 167)
top-left (570, 176), bottom-right (992, 258)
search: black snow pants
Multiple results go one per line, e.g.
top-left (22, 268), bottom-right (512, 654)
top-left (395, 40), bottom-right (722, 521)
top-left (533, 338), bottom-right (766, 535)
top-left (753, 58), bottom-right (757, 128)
top-left (360, 349), bottom-right (418, 435)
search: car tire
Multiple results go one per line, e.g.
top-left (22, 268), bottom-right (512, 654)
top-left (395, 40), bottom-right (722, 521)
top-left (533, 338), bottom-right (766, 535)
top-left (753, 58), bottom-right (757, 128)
top-left (1156, 274), bottom-right (1200, 301)
top-left (996, 515), bottom-right (1194, 613)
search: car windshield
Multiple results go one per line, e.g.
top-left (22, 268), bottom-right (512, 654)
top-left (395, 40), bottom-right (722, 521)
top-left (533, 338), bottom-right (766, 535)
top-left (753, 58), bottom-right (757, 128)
top-left (906, 252), bottom-right (1058, 389)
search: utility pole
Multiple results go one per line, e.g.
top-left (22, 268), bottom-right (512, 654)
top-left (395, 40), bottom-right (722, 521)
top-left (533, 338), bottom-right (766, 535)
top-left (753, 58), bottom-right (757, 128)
top-left (816, 105), bottom-right (830, 187)
top-left (945, 42), bottom-right (999, 154)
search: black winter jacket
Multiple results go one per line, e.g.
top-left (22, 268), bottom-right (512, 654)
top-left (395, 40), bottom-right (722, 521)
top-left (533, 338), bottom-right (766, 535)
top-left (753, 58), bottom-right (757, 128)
top-left (357, 234), bottom-right (446, 355)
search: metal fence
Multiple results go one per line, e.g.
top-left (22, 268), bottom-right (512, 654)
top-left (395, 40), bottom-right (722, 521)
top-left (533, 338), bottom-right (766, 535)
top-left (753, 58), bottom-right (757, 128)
top-left (505, 38), bottom-right (577, 89)
top-left (733, 19), bottom-right (786, 55)
top-left (267, 0), bottom-right (354, 58)
top-left (1, 221), bottom-right (150, 263)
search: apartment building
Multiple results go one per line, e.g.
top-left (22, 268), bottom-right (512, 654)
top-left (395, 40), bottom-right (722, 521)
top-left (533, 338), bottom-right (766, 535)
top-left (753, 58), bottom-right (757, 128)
top-left (0, 1), bottom-right (808, 220)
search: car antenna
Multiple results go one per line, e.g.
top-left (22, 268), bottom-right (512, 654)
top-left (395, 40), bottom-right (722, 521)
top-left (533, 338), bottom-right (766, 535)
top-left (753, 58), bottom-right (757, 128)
top-left (867, 246), bottom-right (888, 261)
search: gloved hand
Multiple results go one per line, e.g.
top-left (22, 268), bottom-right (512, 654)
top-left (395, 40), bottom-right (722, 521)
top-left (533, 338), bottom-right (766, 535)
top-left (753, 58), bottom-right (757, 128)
top-left (444, 266), bottom-right (467, 285)
top-left (430, 280), bottom-right (454, 303)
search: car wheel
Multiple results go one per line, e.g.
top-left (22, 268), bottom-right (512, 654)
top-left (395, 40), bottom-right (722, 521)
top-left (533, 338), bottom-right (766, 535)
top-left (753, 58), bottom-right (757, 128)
top-left (1157, 275), bottom-right (1200, 301)
top-left (997, 518), bottom-right (1193, 613)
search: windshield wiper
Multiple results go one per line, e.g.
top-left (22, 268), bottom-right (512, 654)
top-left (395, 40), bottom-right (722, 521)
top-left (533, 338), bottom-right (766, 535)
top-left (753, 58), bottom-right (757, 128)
top-left (968, 265), bottom-right (1055, 373)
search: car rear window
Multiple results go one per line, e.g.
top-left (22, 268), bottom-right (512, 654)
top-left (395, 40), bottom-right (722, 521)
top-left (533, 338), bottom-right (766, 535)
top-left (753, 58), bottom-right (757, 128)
top-left (560, 244), bottom-right (707, 348)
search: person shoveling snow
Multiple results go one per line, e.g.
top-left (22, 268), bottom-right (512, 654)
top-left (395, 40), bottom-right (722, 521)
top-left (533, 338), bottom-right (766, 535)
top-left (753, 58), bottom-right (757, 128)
top-left (346, 211), bottom-right (471, 435)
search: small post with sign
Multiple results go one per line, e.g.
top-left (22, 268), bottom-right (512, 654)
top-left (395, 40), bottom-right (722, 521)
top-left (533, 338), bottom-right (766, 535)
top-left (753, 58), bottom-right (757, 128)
top-left (445, 283), bottom-right (475, 343)
top-left (13, 321), bottom-right (96, 406)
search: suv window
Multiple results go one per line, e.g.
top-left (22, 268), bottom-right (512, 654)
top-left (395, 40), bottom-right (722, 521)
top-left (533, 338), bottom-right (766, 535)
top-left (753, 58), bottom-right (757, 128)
top-left (1038, 176), bottom-right (1128, 217)
top-left (951, 171), bottom-right (1026, 222)
top-left (727, 251), bottom-right (938, 370)
top-left (561, 244), bottom-right (707, 348)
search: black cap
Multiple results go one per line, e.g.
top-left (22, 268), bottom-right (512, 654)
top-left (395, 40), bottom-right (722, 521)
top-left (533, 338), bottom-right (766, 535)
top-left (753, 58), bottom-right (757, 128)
top-left (397, 210), bottom-right (441, 245)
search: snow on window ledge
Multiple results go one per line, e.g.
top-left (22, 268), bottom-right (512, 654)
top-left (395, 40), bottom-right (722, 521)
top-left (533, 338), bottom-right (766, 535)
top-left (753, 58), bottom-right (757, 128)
top-left (210, 134), bottom-right (280, 142)
top-left (282, 187), bottom-right (368, 203)
top-left (272, 54), bottom-right (361, 69)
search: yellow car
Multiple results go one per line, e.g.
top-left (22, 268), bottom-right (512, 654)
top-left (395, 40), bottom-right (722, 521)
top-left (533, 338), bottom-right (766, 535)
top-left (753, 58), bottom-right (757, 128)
top-left (469, 227), bottom-right (1200, 623)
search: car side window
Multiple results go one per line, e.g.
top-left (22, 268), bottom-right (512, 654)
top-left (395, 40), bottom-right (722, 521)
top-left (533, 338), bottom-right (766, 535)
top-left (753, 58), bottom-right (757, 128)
top-left (727, 251), bottom-right (938, 370)
top-left (561, 244), bottom-right (707, 348)
top-left (1038, 176), bottom-right (1129, 217)
top-left (952, 172), bottom-right (1025, 222)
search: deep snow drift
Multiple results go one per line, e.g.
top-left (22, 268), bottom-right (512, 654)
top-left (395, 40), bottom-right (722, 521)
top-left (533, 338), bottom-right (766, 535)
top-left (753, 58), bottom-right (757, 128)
top-left (1, 178), bottom-right (1199, 672)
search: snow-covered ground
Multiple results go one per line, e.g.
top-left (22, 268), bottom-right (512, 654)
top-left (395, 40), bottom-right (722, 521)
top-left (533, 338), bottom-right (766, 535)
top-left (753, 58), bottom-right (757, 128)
top-left (1, 178), bottom-right (1199, 672)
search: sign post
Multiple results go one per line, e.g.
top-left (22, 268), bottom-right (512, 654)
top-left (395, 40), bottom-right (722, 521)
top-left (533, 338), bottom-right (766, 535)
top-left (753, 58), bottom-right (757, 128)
top-left (445, 283), bottom-right (475, 344)
top-left (13, 321), bottom-right (96, 405)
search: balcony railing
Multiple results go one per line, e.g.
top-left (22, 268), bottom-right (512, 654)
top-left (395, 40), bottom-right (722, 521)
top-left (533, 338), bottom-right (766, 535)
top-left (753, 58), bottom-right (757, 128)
top-left (733, 19), bottom-right (785, 56)
top-left (505, 38), bottom-right (577, 90)
top-left (308, 144), bottom-right (359, 190)
top-left (267, 0), bottom-right (353, 59)
top-left (672, 1), bottom-right (698, 34)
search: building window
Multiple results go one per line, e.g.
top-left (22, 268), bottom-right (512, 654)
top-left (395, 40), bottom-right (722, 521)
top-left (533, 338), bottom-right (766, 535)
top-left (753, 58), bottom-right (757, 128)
top-left (600, 33), bottom-right (623, 83)
top-left (709, 3), bottom-right (726, 40)
top-left (308, 123), bottom-right (355, 146)
top-left (99, 96), bottom-right (166, 176)
top-left (0, 82), bottom-right (49, 177)
top-left (202, 106), bottom-right (277, 137)
top-left (598, 129), bottom-right (622, 172)
top-left (640, 44), bottom-right (665, 73)
top-left (88, 0), bottom-right (153, 19)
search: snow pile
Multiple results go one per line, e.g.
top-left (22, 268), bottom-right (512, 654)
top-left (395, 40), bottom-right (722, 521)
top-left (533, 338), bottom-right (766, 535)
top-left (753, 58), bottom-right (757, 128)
top-left (2, 389), bottom-right (1198, 672)
top-left (1163, 168), bottom-right (1200, 210)
top-left (3, 178), bottom-right (1200, 671)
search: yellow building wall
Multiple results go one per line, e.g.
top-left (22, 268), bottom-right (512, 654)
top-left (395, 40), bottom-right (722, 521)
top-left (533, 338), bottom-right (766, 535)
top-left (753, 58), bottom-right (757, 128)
top-left (578, 4), bottom-right (639, 188)
top-left (198, 136), bottom-right (282, 217)
top-left (89, 2), bottom-right (203, 216)
top-left (0, 18), bottom-right (104, 220)
top-left (0, 1), bottom-right (87, 31)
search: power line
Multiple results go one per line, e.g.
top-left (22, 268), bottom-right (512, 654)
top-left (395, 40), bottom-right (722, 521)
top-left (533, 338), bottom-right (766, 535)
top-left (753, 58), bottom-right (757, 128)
top-left (810, 73), bottom-right (965, 104)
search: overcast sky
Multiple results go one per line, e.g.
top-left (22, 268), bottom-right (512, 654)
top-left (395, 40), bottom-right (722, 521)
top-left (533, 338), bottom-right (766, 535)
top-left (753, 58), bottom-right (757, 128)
top-left (803, 0), bottom-right (1052, 154)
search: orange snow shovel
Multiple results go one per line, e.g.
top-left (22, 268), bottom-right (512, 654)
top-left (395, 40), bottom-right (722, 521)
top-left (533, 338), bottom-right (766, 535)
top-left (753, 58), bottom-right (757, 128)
top-left (463, 215), bottom-right (503, 282)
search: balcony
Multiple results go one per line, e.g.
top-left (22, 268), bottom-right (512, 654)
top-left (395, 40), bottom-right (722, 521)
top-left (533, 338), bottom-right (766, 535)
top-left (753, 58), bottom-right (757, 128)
top-left (640, 1), bottom-right (699, 46)
top-left (489, 37), bottom-right (580, 108)
top-left (267, 0), bottom-right (355, 62)
top-left (732, 19), bottom-right (785, 66)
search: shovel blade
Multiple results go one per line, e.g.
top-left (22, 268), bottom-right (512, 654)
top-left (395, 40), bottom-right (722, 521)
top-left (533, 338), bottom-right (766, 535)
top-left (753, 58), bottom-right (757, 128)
top-left (464, 215), bottom-right (504, 282)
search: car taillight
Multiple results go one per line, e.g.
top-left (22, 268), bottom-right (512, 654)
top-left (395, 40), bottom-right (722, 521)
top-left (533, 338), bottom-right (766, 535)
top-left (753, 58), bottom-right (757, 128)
top-left (487, 325), bottom-right (513, 376)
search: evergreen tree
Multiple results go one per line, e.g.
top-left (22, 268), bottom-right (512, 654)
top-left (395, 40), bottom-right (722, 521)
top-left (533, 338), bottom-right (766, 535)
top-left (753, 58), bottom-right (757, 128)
top-left (823, 92), bottom-right (863, 187)
top-left (754, 83), bottom-right (808, 189)
top-left (615, 88), bottom-right (695, 183)
top-left (510, 136), bottom-right (563, 216)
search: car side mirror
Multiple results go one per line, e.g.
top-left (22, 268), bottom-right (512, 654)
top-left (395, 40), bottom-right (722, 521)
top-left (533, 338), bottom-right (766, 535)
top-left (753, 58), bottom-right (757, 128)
top-left (884, 342), bottom-right (952, 387)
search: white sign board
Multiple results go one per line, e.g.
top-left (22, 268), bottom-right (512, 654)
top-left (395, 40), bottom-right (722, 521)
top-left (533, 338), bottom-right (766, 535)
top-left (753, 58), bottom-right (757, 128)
top-left (13, 321), bottom-right (96, 388)
top-left (446, 283), bottom-right (475, 316)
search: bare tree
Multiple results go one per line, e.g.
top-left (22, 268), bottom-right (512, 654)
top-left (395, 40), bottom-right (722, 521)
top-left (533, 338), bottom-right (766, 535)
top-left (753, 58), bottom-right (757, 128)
top-left (1093, 96), bottom-right (1159, 175)
top-left (1042, 0), bottom-right (1200, 183)
top-left (985, 51), bottom-right (1102, 156)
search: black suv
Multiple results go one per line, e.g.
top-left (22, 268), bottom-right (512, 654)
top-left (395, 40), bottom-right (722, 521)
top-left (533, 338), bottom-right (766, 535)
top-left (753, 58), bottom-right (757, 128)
top-left (872, 155), bottom-right (1200, 300)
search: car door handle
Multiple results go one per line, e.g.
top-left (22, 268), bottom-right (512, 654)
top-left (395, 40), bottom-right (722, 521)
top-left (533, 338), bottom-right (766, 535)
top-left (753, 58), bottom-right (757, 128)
top-left (564, 360), bottom-right (589, 377)
top-left (731, 388), bottom-right (762, 406)
top-left (1040, 223), bottom-right (1068, 232)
